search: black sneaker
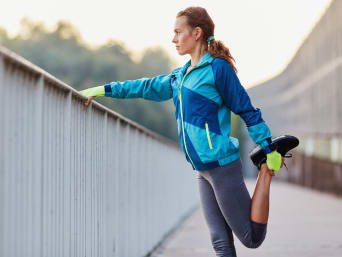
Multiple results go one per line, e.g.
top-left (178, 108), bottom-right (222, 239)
top-left (249, 135), bottom-right (300, 170)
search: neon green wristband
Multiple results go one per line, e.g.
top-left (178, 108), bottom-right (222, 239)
top-left (80, 86), bottom-right (105, 97)
top-left (266, 150), bottom-right (282, 171)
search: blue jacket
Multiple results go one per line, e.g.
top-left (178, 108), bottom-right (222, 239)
top-left (104, 52), bottom-right (272, 171)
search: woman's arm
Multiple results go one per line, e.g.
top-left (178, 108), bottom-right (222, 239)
top-left (212, 58), bottom-right (282, 171)
top-left (80, 73), bottom-right (173, 103)
top-left (211, 58), bottom-right (271, 149)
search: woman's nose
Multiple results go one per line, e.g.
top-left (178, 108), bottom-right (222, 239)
top-left (172, 35), bottom-right (177, 43)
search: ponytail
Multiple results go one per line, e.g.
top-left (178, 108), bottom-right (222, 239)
top-left (208, 39), bottom-right (238, 73)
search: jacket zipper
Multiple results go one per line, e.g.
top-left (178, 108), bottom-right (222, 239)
top-left (205, 122), bottom-right (213, 149)
top-left (178, 62), bottom-right (209, 170)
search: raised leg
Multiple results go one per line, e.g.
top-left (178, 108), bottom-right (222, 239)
top-left (250, 159), bottom-right (284, 223)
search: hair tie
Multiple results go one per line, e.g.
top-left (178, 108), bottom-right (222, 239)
top-left (207, 36), bottom-right (215, 44)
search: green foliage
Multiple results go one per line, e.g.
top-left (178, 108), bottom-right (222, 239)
top-left (0, 18), bottom-right (179, 142)
top-left (230, 113), bottom-right (241, 139)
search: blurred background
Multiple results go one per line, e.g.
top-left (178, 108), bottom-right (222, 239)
top-left (1, 1), bottom-right (342, 257)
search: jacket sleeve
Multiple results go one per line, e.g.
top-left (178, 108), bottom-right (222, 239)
top-left (212, 58), bottom-right (271, 149)
top-left (103, 73), bottom-right (173, 102)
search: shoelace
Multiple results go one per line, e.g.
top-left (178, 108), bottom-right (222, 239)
top-left (282, 153), bottom-right (292, 171)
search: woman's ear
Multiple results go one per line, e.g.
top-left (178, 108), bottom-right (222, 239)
top-left (193, 27), bottom-right (203, 41)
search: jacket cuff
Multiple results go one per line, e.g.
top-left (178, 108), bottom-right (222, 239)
top-left (259, 137), bottom-right (272, 150)
top-left (247, 121), bottom-right (272, 149)
top-left (104, 83), bottom-right (112, 96)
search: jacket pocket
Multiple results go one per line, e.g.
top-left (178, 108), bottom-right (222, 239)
top-left (205, 122), bottom-right (213, 150)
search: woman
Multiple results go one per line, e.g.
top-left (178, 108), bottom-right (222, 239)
top-left (80, 6), bottom-right (283, 257)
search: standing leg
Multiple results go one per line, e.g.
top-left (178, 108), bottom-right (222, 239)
top-left (202, 158), bottom-right (269, 249)
top-left (197, 173), bottom-right (237, 257)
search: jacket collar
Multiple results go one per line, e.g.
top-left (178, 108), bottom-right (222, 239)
top-left (181, 52), bottom-right (214, 75)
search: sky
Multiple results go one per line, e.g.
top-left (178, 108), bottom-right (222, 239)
top-left (0, 0), bottom-right (333, 88)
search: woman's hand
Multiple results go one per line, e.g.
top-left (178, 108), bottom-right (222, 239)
top-left (80, 86), bottom-right (105, 106)
top-left (79, 89), bottom-right (96, 107)
top-left (266, 150), bottom-right (282, 172)
top-left (261, 156), bottom-right (284, 176)
top-left (79, 86), bottom-right (105, 106)
top-left (84, 95), bottom-right (96, 107)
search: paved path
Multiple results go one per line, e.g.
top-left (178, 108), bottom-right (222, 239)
top-left (151, 180), bottom-right (342, 257)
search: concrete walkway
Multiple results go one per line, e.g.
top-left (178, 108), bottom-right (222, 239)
top-left (151, 180), bottom-right (342, 257)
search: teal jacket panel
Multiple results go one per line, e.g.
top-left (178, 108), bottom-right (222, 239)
top-left (104, 74), bottom-right (173, 101)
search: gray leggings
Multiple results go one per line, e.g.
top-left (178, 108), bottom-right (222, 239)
top-left (197, 158), bottom-right (267, 257)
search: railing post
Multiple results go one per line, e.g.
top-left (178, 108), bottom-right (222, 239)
top-left (34, 75), bottom-right (44, 256)
top-left (63, 89), bottom-right (72, 256)
top-left (0, 52), bottom-right (4, 257)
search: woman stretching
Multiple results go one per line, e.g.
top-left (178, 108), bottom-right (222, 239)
top-left (80, 6), bottom-right (283, 257)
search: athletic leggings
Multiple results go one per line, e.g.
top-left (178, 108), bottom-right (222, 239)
top-left (197, 158), bottom-right (267, 257)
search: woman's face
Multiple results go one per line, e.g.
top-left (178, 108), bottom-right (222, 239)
top-left (172, 16), bottom-right (196, 55)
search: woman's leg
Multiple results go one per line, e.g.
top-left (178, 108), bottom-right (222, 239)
top-left (250, 163), bottom-right (273, 224)
top-left (197, 173), bottom-right (237, 257)
top-left (200, 158), bottom-right (269, 249)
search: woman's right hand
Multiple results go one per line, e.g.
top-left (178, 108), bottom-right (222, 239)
top-left (84, 95), bottom-right (96, 107)
top-left (79, 86), bottom-right (105, 106)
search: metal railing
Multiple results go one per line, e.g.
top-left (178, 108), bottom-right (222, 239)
top-left (0, 45), bottom-right (200, 257)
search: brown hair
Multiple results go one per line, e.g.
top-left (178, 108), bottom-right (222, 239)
top-left (176, 6), bottom-right (238, 73)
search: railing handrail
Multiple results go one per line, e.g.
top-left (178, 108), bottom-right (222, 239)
top-left (0, 44), bottom-right (179, 149)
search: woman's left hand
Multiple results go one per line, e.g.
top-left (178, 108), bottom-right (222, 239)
top-left (262, 156), bottom-right (284, 176)
top-left (266, 150), bottom-right (282, 171)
